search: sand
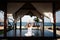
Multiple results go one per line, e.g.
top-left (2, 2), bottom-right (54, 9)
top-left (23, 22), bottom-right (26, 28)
top-left (0, 26), bottom-right (4, 30)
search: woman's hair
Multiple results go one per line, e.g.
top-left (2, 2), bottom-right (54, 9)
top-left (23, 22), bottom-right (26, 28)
top-left (27, 23), bottom-right (31, 28)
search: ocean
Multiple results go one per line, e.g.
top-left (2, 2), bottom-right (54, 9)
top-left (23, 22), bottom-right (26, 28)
top-left (16, 22), bottom-right (60, 26)
top-left (0, 22), bottom-right (60, 26)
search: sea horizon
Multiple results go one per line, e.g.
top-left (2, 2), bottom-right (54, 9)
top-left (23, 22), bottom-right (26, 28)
top-left (0, 22), bottom-right (60, 26)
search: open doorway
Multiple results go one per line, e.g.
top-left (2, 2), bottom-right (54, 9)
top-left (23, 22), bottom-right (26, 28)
top-left (21, 15), bottom-right (42, 37)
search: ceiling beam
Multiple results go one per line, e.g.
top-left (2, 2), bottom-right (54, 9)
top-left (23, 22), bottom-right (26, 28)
top-left (14, 3), bottom-right (36, 15)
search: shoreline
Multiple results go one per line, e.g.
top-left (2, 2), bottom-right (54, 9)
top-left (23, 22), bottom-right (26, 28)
top-left (0, 26), bottom-right (60, 30)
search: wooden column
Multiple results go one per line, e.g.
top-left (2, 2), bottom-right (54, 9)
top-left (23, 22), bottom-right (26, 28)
top-left (14, 20), bottom-right (16, 37)
top-left (15, 22), bottom-right (16, 37)
top-left (20, 17), bottom-right (21, 37)
top-left (42, 16), bottom-right (44, 37)
top-left (40, 15), bottom-right (44, 37)
top-left (3, 2), bottom-right (7, 37)
top-left (4, 10), bottom-right (7, 37)
top-left (15, 22), bottom-right (17, 37)
top-left (15, 22), bottom-right (17, 30)
top-left (53, 13), bottom-right (56, 37)
top-left (13, 21), bottom-right (15, 30)
top-left (53, 2), bottom-right (56, 37)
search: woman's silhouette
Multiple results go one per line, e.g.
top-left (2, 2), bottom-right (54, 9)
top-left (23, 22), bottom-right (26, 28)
top-left (25, 23), bottom-right (34, 36)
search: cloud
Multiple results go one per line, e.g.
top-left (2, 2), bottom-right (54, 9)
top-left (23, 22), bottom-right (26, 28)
top-left (56, 11), bottom-right (60, 22)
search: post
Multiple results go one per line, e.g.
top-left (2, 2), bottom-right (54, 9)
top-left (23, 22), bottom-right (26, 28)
top-left (15, 22), bottom-right (16, 37)
top-left (20, 17), bottom-right (21, 37)
top-left (40, 15), bottom-right (44, 37)
top-left (14, 20), bottom-right (16, 37)
top-left (42, 16), bottom-right (44, 37)
top-left (53, 13), bottom-right (56, 37)
top-left (4, 7), bottom-right (7, 37)
top-left (53, 2), bottom-right (56, 37)
top-left (13, 21), bottom-right (15, 30)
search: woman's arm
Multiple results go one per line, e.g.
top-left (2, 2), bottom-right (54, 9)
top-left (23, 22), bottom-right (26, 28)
top-left (25, 24), bottom-right (28, 28)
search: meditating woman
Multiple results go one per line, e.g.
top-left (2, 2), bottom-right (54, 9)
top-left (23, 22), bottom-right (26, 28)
top-left (25, 23), bottom-right (34, 36)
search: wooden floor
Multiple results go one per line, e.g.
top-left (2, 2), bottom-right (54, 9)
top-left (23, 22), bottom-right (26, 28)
top-left (0, 26), bottom-right (60, 39)
top-left (6, 29), bottom-right (53, 37)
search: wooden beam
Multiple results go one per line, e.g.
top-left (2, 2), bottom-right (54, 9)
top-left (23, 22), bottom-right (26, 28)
top-left (20, 17), bottom-right (21, 37)
top-left (14, 3), bottom-right (37, 16)
top-left (36, 10), bottom-right (44, 19)
top-left (52, 2), bottom-right (56, 37)
top-left (15, 22), bottom-right (16, 37)
top-left (4, 2), bottom-right (7, 37)
top-left (31, 10), bottom-right (43, 19)
top-left (7, 0), bottom-right (53, 3)
top-left (4, 11), bottom-right (7, 37)
top-left (41, 15), bottom-right (44, 37)
top-left (13, 21), bottom-right (15, 29)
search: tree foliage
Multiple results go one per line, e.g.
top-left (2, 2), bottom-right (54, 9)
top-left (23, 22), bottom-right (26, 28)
top-left (34, 17), bottom-right (39, 23)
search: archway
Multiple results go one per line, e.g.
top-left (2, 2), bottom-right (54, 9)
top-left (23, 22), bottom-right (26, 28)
top-left (21, 15), bottom-right (42, 37)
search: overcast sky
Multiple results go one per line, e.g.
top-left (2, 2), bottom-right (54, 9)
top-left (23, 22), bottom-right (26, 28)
top-left (0, 11), bottom-right (60, 23)
top-left (56, 11), bottom-right (60, 23)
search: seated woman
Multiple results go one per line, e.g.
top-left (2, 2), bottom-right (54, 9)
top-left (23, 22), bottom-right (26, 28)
top-left (25, 23), bottom-right (34, 36)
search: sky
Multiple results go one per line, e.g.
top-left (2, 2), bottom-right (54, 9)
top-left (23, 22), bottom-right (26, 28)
top-left (0, 10), bottom-right (60, 23)
top-left (0, 11), bottom-right (4, 19)
top-left (21, 15), bottom-right (36, 22)
top-left (21, 15), bottom-right (42, 22)
top-left (56, 11), bottom-right (60, 22)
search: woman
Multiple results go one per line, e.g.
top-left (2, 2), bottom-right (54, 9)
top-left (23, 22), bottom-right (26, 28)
top-left (25, 23), bottom-right (34, 36)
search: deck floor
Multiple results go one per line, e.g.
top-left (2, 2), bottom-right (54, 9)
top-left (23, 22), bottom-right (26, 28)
top-left (0, 29), bottom-right (54, 37)
top-left (6, 29), bottom-right (53, 37)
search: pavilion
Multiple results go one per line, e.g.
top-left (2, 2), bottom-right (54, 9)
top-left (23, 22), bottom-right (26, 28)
top-left (0, 1), bottom-right (60, 40)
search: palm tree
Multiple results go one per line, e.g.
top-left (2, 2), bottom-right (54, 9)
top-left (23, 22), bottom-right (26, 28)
top-left (34, 17), bottom-right (40, 29)
top-left (34, 17), bottom-right (40, 36)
